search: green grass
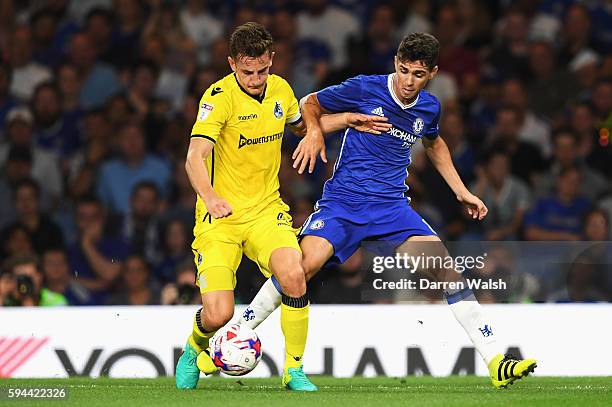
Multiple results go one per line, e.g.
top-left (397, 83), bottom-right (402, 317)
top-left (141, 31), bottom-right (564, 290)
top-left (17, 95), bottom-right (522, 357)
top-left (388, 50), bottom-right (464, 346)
top-left (1, 376), bottom-right (611, 406)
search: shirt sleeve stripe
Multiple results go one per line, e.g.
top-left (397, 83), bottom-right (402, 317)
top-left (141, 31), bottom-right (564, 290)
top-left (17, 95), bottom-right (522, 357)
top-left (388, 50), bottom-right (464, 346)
top-left (191, 134), bottom-right (216, 144)
top-left (287, 113), bottom-right (302, 125)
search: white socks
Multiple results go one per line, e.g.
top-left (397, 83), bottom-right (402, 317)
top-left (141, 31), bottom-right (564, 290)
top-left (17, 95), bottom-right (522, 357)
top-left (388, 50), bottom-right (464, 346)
top-left (238, 276), bottom-right (282, 329)
top-left (240, 276), bottom-right (502, 365)
top-left (446, 288), bottom-right (501, 365)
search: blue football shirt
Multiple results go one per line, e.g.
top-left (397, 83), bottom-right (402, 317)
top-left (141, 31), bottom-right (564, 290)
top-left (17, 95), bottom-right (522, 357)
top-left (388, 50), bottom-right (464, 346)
top-left (316, 74), bottom-right (441, 202)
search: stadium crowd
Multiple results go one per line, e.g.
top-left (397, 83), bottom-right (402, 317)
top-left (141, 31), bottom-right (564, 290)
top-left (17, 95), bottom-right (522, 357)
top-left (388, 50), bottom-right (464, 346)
top-left (0, 0), bottom-right (611, 307)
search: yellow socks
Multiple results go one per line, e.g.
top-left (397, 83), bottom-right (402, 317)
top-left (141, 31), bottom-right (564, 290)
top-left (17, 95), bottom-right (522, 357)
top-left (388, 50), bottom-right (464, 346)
top-left (280, 294), bottom-right (309, 372)
top-left (188, 308), bottom-right (216, 354)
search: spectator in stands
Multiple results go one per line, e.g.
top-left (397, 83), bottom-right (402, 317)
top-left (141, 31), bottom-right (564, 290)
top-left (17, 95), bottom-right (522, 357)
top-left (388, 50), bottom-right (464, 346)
top-left (501, 78), bottom-right (551, 158)
top-left (67, 197), bottom-right (129, 304)
top-left (104, 93), bottom-right (133, 130)
top-left (8, 26), bottom-right (52, 102)
top-left (297, 0), bottom-right (359, 70)
top-left (269, 9), bottom-right (330, 98)
top-left (525, 167), bottom-right (592, 241)
top-left (440, 110), bottom-right (475, 184)
top-left (106, 254), bottom-right (160, 305)
top-left (435, 4), bottom-right (480, 83)
top-left (30, 8), bottom-right (62, 68)
top-left (119, 181), bottom-right (162, 268)
top-left (349, 4), bottom-right (397, 75)
top-left (68, 109), bottom-right (112, 201)
top-left (487, 9), bottom-right (530, 81)
top-left (155, 218), bottom-right (191, 284)
top-left (160, 259), bottom-right (199, 305)
top-left (68, 32), bottom-right (121, 109)
top-left (471, 150), bottom-right (531, 240)
top-left (0, 64), bottom-right (17, 134)
top-left (84, 8), bottom-right (120, 68)
top-left (161, 159), bottom-right (195, 232)
top-left (527, 41), bottom-right (579, 120)
top-left (559, 4), bottom-right (598, 68)
top-left (97, 120), bottom-right (171, 213)
top-left (111, 0), bottom-right (144, 68)
top-left (42, 248), bottom-right (93, 305)
top-left (141, 34), bottom-right (188, 113)
top-left (4, 179), bottom-right (64, 254)
top-left (56, 63), bottom-right (82, 116)
top-left (31, 82), bottom-right (82, 157)
top-left (126, 60), bottom-right (159, 121)
top-left (570, 102), bottom-right (611, 178)
top-left (489, 106), bottom-right (546, 185)
top-left (0, 147), bottom-right (38, 227)
top-left (1, 255), bottom-right (67, 306)
top-left (0, 265), bottom-right (17, 306)
top-left (0, 224), bottom-right (35, 260)
top-left (537, 129), bottom-right (609, 201)
top-left (551, 210), bottom-right (611, 302)
top-left (396, 0), bottom-right (432, 37)
top-left (0, 107), bottom-right (63, 201)
top-left (180, 0), bottom-right (223, 66)
top-left (591, 79), bottom-right (612, 128)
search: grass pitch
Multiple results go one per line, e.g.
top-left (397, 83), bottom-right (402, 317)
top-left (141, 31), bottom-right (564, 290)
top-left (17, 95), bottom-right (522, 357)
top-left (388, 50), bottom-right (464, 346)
top-left (1, 376), bottom-right (610, 406)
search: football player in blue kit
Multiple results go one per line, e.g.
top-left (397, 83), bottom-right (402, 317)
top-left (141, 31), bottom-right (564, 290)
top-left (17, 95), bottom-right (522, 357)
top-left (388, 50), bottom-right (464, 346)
top-left (238, 33), bottom-right (536, 388)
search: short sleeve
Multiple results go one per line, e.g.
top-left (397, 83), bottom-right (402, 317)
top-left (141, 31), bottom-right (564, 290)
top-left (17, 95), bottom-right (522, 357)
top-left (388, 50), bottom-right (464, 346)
top-left (286, 88), bottom-right (302, 125)
top-left (424, 99), bottom-right (441, 140)
top-left (191, 85), bottom-right (231, 144)
top-left (316, 76), bottom-right (364, 112)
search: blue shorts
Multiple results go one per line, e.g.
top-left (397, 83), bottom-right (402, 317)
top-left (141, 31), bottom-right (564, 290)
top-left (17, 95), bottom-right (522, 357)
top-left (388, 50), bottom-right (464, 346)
top-left (301, 198), bottom-right (437, 264)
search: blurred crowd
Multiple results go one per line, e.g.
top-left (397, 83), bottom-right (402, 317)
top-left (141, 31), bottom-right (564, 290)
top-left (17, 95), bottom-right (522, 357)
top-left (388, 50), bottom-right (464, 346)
top-left (0, 0), bottom-right (610, 307)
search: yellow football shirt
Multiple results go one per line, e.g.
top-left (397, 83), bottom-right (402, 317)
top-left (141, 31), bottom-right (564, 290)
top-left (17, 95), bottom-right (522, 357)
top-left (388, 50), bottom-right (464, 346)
top-left (190, 73), bottom-right (301, 227)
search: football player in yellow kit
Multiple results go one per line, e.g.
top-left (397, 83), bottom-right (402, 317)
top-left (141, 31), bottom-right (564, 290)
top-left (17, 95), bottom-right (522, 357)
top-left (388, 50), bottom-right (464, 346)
top-left (175, 22), bottom-right (391, 391)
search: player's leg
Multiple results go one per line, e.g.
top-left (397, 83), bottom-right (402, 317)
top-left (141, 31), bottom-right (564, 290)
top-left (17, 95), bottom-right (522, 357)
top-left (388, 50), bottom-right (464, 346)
top-left (176, 231), bottom-right (242, 389)
top-left (397, 235), bottom-right (537, 388)
top-left (237, 234), bottom-right (334, 330)
top-left (237, 198), bottom-right (363, 330)
top-left (242, 203), bottom-right (315, 391)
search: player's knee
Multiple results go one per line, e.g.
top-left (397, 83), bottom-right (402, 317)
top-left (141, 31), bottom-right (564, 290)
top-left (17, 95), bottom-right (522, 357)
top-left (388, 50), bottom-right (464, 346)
top-left (277, 265), bottom-right (306, 298)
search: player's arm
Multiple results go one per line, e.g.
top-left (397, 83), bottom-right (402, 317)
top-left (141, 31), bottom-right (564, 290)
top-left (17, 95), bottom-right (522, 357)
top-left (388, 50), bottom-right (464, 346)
top-left (185, 138), bottom-right (232, 218)
top-left (292, 93), bottom-right (391, 174)
top-left (423, 136), bottom-right (488, 220)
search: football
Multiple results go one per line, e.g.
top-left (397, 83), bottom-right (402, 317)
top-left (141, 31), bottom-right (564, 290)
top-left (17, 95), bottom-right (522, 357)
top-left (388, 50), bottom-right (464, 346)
top-left (210, 324), bottom-right (262, 376)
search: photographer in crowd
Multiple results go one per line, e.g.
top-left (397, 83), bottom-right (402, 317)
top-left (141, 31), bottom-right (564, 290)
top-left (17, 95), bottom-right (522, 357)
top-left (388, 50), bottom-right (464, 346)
top-left (1, 254), bottom-right (67, 306)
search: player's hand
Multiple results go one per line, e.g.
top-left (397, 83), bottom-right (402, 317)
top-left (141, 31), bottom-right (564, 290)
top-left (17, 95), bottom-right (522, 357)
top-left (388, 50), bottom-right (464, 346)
top-left (457, 191), bottom-right (488, 220)
top-left (346, 113), bottom-right (392, 134)
top-left (292, 129), bottom-right (327, 174)
top-left (204, 193), bottom-right (233, 218)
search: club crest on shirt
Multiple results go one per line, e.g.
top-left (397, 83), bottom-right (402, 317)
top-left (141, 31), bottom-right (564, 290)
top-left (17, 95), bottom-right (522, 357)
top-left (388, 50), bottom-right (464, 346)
top-left (412, 117), bottom-right (424, 134)
top-left (310, 219), bottom-right (325, 230)
top-left (273, 101), bottom-right (283, 119)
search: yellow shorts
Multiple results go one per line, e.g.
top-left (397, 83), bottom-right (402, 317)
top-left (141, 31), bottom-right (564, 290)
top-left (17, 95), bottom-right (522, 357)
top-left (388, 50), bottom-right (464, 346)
top-left (191, 199), bottom-right (301, 293)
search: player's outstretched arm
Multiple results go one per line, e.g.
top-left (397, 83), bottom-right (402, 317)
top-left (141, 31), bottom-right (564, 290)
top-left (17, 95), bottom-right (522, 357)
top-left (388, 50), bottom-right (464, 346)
top-left (423, 136), bottom-right (488, 220)
top-left (292, 93), bottom-right (327, 174)
top-left (185, 138), bottom-right (232, 218)
top-left (291, 93), bottom-right (391, 174)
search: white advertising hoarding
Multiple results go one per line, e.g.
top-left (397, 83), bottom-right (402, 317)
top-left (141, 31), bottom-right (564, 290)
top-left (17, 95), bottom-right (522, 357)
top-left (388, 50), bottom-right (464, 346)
top-left (1, 304), bottom-right (610, 378)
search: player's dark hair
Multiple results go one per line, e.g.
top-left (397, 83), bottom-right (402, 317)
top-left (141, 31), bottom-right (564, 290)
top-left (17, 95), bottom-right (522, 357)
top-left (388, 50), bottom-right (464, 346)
top-left (397, 33), bottom-right (439, 70)
top-left (230, 22), bottom-right (274, 60)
